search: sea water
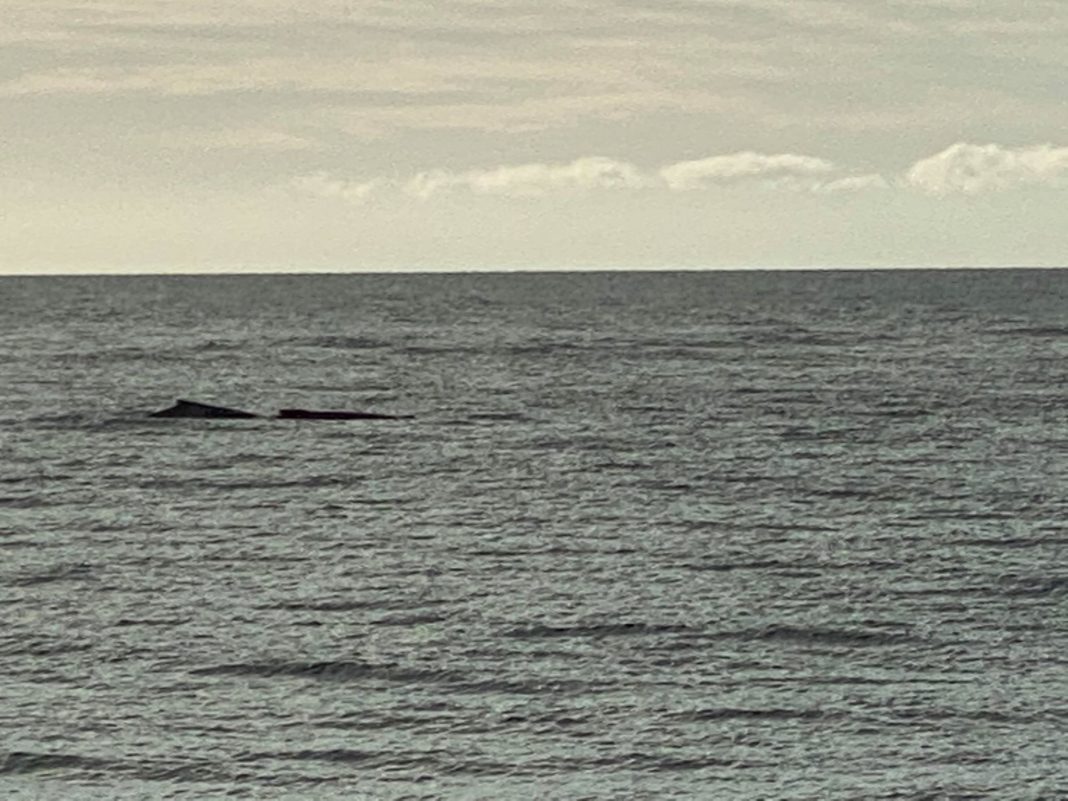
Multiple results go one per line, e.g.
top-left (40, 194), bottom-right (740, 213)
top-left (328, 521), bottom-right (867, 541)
top-left (1, 270), bottom-right (1065, 800)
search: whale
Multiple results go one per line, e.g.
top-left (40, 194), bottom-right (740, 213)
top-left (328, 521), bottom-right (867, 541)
top-left (150, 399), bottom-right (260, 418)
top-left (149, 399), bottom-right (411, 420)
top-left (277, 408), bottom-right (413, 421)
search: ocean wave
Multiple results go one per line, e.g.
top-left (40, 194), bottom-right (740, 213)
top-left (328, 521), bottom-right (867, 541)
top-left (135, 475), bottom-right (368, 491)
top-left (504, 622), bottom-right (698, 639)
top-left (8, 562), bottom-right (96, 587)
top-left (0, 747), bottom-right (324, 785)
top-left (190, 659), bottom-right (468, 685)
top-left (288, 335), bottom-right (393, 350)
top-left (785, 674), bottom-right (969, 686)
top-left (369, 614), bottom-right (448, 627)
top-left (671, 706), bottom-right (831, 722)
top-left (734, 624), bottom-right (919, 647)
top-left (189, 658), bottom-right (596, 697)
top-left (237, 747), bottom-right (528, 778)
top-left (0, 473), bottom-right (74, 484)
top-left (0, 751), bottom-right (112, 776)
top-left (945, 536), bottom-right (1068, 549)
top-left (259, 598), bottom-right (451, 613)
top-left (988, 325), bottom-right (1068, 337)
top-left (0, 495), bottom-right (53, 509)
top-left (681, 559), bottom-right (795, 572)
top-left (114, 617), bottom-right (193, 628)
top-left (0, 638), bottom-right (96, 657)
top-left (240, 748), bottom-right (377, 765)
top-left (997, 575), bottom-right (1068, 597)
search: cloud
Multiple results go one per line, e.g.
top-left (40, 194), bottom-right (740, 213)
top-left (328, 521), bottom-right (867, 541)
top-left (905, 142), bottom-right (1068, 194)
top-left (160, 127), bottom-right (316, 151)
top-left (330, 90), bottom-right (729, 138)
top-left (290, 142), bottom-right (1067, 206)
top-left (813, 173), bottom-right (890, 194)
top-left (659, 152), bottom-right (836, 190)
top-left (289, 172), bottom-right (380, 203)
top-left (405, 157), bottom-right (649, 199)
top-left (403, 151), bottom-right (846, 199)
top-left (0, 64), bottom-right (274, 97)
top-left (6, 0), bottom-right (1066, 155)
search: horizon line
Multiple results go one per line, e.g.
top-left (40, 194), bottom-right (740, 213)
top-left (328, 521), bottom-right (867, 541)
top-left (2, 264), bottom-right (1064, 278)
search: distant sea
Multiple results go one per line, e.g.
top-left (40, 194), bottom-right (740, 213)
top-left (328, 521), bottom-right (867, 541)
top-left (1, 269), bottom-right (1065, 800)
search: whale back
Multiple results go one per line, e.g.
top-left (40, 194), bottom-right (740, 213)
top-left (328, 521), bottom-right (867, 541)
top-left (150, 399), bottom-right (260, 418)
top-left (277, 408), bottom-right (410, 420)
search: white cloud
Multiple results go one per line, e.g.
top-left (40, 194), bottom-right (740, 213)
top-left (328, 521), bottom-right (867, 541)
top-left (905, 143), bottom-right (1068, 194)
top-left (660, 152), bottom-right (835, 190)
top-left (160, 127), bottom-right (316, 151)
top-left (292, 143), bottom-right (1068, 206)
top-left (289, 172), bottom-right (380, 203)
top-left (405, 157), bottom-right (649, 199)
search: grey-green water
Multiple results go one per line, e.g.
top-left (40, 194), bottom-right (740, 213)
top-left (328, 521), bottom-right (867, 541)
top-left (1, 270), bottom-right (1065, 800)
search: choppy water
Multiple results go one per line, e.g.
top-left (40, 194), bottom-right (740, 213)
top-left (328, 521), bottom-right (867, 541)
top-left (1, 269), bottom-right (1066, 800)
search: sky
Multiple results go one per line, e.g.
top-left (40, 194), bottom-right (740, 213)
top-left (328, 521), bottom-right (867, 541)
top-left (2, 0), bottom-right (1067, 273)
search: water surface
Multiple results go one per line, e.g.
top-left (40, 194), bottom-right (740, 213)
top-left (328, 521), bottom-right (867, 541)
top-left (1, 270), bottom-right (1065, 799)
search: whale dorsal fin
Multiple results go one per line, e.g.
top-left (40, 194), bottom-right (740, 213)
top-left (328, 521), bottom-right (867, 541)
top-left (150, 399), bottom-right (259, 418)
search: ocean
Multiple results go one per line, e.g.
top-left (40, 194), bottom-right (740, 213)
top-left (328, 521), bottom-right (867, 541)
top-left (1, 269), bottom-right (1065, 800)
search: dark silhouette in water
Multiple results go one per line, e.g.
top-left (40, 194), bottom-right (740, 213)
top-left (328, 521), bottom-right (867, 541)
top-left (277, 408), bottom-right (413, 420)
top-left (150, 399), bottom-right (260, 418)
top-left (149, 400), bottom-right (411, 421)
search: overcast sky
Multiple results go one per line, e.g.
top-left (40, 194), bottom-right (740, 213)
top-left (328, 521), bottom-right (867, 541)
top-left (3, 0), bottom-right (1066, 272)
